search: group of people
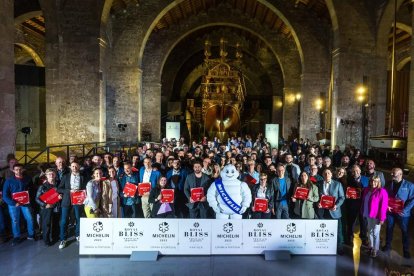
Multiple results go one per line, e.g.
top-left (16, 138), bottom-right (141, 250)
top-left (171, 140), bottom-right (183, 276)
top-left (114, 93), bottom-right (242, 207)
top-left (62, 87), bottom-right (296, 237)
top-left (0, 134), bottom-right (413, 259)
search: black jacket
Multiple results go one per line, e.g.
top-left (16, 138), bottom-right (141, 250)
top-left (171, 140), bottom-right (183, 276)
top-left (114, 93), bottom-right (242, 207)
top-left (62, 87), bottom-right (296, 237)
top-left (35, 182), bottom-right (59, 209)
top-left (148, 186), bottom-right (175, 218)
top-left (57, 173), bottom-right (87, 208)
top-left (251, 183), bottom-right (275, 210)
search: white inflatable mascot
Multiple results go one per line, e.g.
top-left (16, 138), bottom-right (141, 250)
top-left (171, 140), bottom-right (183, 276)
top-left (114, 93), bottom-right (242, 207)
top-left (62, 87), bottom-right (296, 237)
top-left (207, 164), bottom-right (252, 219)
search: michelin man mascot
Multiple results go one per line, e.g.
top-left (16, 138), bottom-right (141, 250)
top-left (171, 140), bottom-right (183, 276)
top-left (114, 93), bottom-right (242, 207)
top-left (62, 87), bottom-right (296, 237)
top-left (207, 164), bottom-right (252, 219)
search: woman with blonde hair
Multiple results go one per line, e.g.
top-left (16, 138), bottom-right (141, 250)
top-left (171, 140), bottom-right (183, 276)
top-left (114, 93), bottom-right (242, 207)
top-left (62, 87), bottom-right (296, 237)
top-left (361, 176), bottom-right (388, 258)
top-left (83, 168), bottom-right (103, 218)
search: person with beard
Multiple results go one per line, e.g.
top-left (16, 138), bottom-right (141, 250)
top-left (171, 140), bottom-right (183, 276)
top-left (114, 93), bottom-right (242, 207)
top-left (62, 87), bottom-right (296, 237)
top-left (297, 153), bottom-right (307, 172)
top-left (272, 163), bottom-right (291, 219)
top-left (139, 157), bottom-right (161, 218)
top-left (284, 153), bottom-right (300, 184)
top-left (119, 162), bottom-right (140, 218)
top-left (184, 161), bottom-right (210, 218)
top-left (262, 155), bottom-right (274, 174)
top-left (341, 155), bottom-right (352, 173)
top-left (316, 168), bottom-right (345, 255)
top-left (308, 165), bottom-right (323, 184)
top-left (383, 168), bottom-right (414, 259)
top-left (321, 157), bottom-right (336, 176)
top-left (166, 159), bottom-right (188, 218)
top-left (345, 165), bottom-right (369, 246)
top-left (363, 159), bottom-right (385, 187)
top-left (54, 157), bottom-right (70, 184)
top-left (304, 155), bottom-right (316, 175)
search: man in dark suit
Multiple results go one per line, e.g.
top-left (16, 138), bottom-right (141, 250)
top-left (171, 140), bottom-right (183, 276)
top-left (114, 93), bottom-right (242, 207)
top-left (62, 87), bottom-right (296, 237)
top-left (317, 168), bottom-right (345, 255)
top-left (272, 163), bottom-right (291, 219)
top-left (57, 161), bottom-right (87, 249)
top-left (184, 161), bottom-right (210, 218)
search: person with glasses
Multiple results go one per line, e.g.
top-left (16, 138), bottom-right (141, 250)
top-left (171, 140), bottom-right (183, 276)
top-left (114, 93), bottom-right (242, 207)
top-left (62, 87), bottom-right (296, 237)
top-left (251, 173), bottom-right (274, 219)
top-left (309, 165), bottom-right (323, 184)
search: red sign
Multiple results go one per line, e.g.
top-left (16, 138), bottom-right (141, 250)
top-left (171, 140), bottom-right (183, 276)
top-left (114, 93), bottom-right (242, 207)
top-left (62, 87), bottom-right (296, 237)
top-left (131, 167), bottom-right (138, 172)
top-left (346, 187), bottom-right (361, 199)
top-left (138, 182), bottom-right (151, 196)
top-left (294, 187), bottom-right (309, 200)
top-left (309, 176), bottom-right (318, 184)
top-left (320, 195), bottom-right (335, 209)
top-left (70, 190), bottom-right (86, 205)
top-left (123, 182), bottom-right (138, 197)
top-left (388, 197), bottom-right (404, 214)
top-left (161, 189), bottom-right (174, 203)
top-left (12, 191), bottom-right (30, 205)
top-left (254, 198), bottom-right (268, 212)
top-left (191, 187), bottom-right (204, 202)
top-left (39, 188), bottom-right (60, 204)
top-left (244, 174), bottom-right (257, 186)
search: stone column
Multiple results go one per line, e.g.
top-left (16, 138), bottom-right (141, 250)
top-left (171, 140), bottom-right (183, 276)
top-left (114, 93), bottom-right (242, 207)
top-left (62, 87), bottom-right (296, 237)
top-left (301, 72), bottom-right (329, 141)
top-left (141, 82), bottom-right (162, 141)
top-left (0, 0), bottom-right (15, 166)
top-left (43, 0), bottom-right (104, 145)
top-left (283, 87), bottom-right (300, 139)
top-left (272, 96), bottom-right (283, 124)
top-left (106, 66), bottom-right (142, 142)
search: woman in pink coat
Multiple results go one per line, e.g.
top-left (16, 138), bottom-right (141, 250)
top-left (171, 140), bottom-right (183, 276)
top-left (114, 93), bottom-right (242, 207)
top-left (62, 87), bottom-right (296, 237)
top-left (361, 176), bottom-right (388, 257)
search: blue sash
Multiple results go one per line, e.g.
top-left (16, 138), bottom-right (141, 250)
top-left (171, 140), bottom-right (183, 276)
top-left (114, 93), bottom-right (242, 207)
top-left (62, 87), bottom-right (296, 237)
top-left (215, 179), bottom-right (242, 214)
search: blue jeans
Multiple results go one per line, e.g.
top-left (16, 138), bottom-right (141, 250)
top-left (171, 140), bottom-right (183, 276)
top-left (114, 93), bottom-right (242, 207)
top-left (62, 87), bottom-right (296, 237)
top-left (60, 205), bottom-right (81, 241)
top-left (8, 205), bottom-right (34, 238)
top-left (385, 213), bottom-right (410, 253)
top-left (0, 206), bottom-right (5, 235)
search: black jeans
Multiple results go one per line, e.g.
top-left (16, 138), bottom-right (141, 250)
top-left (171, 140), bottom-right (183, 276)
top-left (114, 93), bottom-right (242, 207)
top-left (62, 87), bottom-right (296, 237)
top-left (251, 211), bottom-right (271, 219)
top-left (41, 208), bottom-right (59, 243)
top-left (189, 207), bottom-right (207, 219)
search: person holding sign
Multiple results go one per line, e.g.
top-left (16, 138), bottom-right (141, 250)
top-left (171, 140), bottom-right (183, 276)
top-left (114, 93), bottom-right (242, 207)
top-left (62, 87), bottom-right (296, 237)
top-left (316, 168), bottom-right (345, 255)
top-left (360, 176), bottom-right (388, 258)
top-left (184, 161), bottom-right (210, 219)
top-left (35, 169), bottom-right (62, 246)
top-left (271, 163), bottom-right (292, 219)
top-left (251, 173), bottom-right (274, 219)
top-left (149, 176), bottom-right (175, 218)
top-left (83, 168), bottom-right (103, 218)
top-left (139, 158), bottom-right (161, 218)
top-left (291, 171), bottom-right (319, 219)
top-left (345, 165), bottom-right (368, 247)
top-left (57, 161), bottom-right (86, 248)
top-left (383, 168), bottom-right (414, 259)
top-left (2, 163), bottom-right (36, 246)
top-left (119, 162), bottom-right (140, 218)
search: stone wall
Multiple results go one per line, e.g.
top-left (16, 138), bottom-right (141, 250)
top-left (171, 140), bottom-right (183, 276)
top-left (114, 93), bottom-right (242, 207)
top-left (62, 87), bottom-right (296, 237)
top-left (0, 0), bottom-right (15, 166)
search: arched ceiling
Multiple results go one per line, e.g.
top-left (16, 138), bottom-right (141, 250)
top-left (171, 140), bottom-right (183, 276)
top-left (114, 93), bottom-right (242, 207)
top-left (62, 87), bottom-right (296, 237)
top-left (153, 0), bottom-right (331, 37)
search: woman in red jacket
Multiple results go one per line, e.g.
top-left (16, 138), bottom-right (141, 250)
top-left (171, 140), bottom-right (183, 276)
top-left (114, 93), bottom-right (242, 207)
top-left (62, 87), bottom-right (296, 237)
top-left (361, 176), bottom-right (388, 257)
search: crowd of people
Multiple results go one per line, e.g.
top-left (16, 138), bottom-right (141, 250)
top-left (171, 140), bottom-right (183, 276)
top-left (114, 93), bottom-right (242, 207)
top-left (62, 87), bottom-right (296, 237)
top-left (0, 135), bottom-right (413, 258)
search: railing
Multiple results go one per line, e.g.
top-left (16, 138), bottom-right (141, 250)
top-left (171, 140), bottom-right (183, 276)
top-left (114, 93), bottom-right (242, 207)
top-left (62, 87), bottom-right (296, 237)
top-left (18, 141), bottom-right (159, 165)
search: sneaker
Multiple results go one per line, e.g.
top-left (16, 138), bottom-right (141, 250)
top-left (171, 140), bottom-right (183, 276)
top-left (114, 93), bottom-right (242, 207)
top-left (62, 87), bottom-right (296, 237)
top-left (27, 235), bottom-right (37, 241)
top-left (59, 240), bottom-right (66, 249)
top-left (11, 238), bottom-right (22, 246)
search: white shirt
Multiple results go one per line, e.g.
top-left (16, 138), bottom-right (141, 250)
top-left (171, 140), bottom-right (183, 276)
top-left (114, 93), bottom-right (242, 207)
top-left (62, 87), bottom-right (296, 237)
top-left (70, 174), bottom-right (80, 190)
top-left (143, 169), bottom-right (152, 183)
top-left (323, 181), bottom-right (331, 195)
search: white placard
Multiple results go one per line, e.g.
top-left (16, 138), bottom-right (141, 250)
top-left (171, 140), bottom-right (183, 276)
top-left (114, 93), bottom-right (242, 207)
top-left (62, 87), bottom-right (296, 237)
top-left (211, 219), bottom-right (243, 254)
top-left (141, 219), bottom-right (179, 254)
top-left (79, 219), bottom-right (338, 255)
top-left (166, 122), bottom-right (180, 141)
top-left (242, 220), bottom-right (279, 254)
top-left (178, 219), bottom-right (212, 255)
top-left (79, 218), bottom-right (113, 255)
top-left (303, 220), bottom-right (338, 255)
top-left (112, 219), bottom-right (147, 254)
top-left (273, 220), bottom-right (307, 254)
top-left (265, 124), bottom-right (279, 149)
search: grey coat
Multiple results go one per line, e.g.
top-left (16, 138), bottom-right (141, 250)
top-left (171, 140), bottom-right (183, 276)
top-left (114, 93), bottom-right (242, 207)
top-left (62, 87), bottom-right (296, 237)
top-left (293, 183), bottom-right (319, 219)
top-left (184, 172), bottom-right (210, 209)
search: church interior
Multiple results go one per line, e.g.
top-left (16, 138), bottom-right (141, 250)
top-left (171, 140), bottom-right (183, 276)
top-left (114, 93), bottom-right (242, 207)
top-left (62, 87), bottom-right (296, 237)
top-left (1, 0), bottom-right (414, 275)
top-left (1, 0), bottom-right (413, 169)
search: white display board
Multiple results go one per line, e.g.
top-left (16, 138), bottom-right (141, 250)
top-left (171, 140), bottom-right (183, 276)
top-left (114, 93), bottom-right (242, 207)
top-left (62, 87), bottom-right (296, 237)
top-left (166, 122), bottom-right (180, 141)
top-left (265, 124), bottom-right (279, 149)
top-left (80, 219), bottom-right (337, 255)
